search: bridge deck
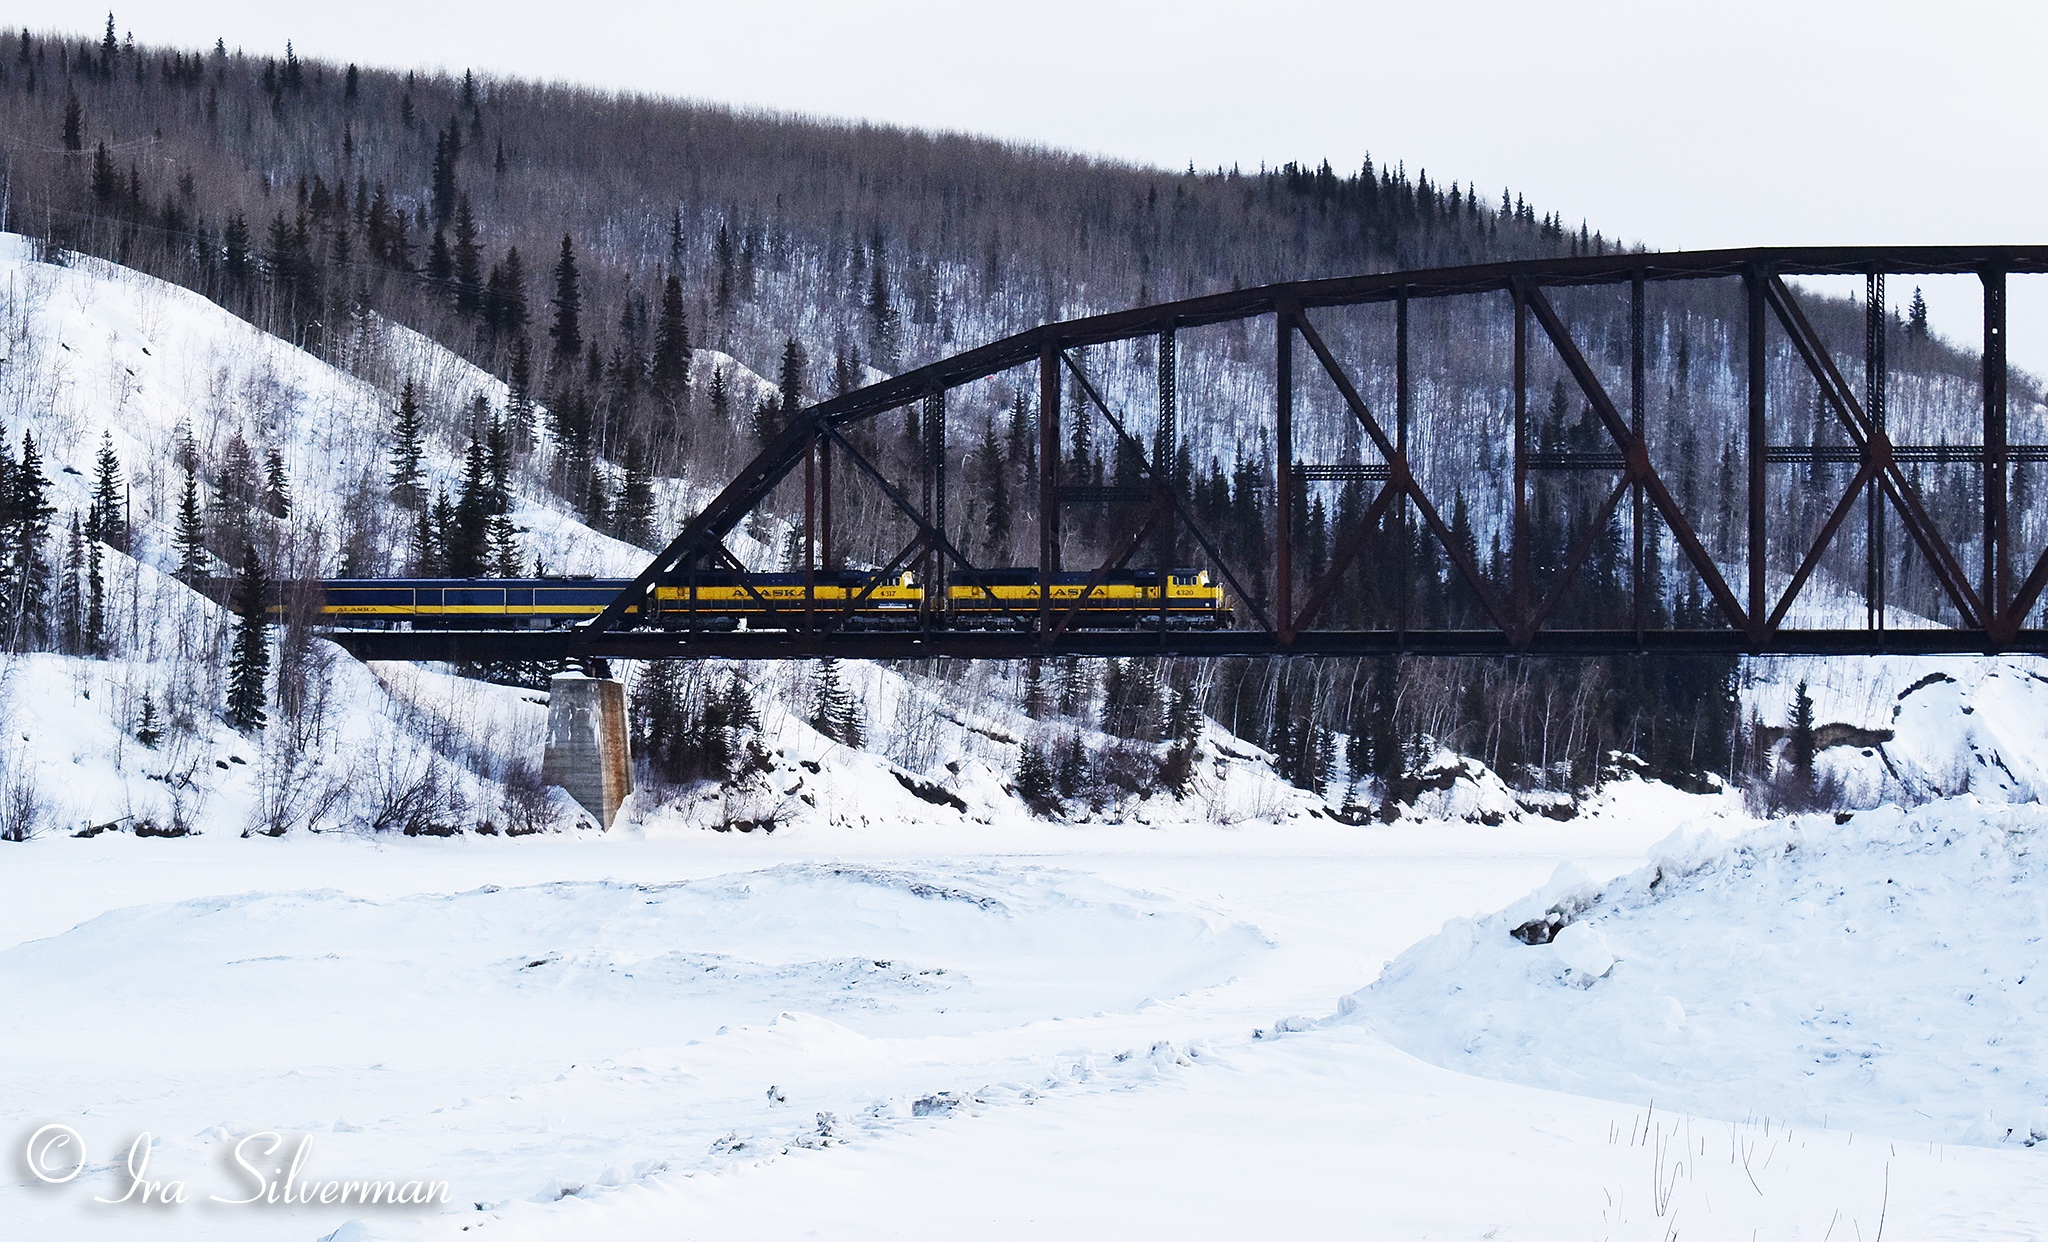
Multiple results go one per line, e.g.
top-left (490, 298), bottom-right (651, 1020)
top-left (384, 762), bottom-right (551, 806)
top-left (323, 628), bottom-right (2048, 662)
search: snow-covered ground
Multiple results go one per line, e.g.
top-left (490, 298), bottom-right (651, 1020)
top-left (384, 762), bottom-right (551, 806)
top-left (1359, 800), bottom-right (2048, 1150)
top-left (3, 225), bottom-right (2047, 1241)
top-left (5, 789), bottom-right (2045, 1241)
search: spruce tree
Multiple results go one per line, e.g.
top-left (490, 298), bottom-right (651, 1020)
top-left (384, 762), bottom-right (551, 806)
top-left (866, 232), bottom-right (896, 368)
top-left (613, 439), bottom-right (655, 547)
top-left (62, 90), bottom-right (82, 151)
top-left (388, 377), bottom-right (426, 508)
top-left (426, 227), bottom-right (453, 285)
top-left (487, 512), bottom-right (523, 576)
top-left (549, 234), bottom-right (582, 362)
top-left (708, 366), bottom-right (730, 423)
top-left (499, 246), bottom-right (529, 332)
top-left (450, 432), bottom-right (491, 575)
top-left (410, 497), bottom-right (441, 576)
top-left (809, 659), bottom-right (863, 747)
top-left (506, 335), bottom-right (535, 445)
top-left (777, 337), bottom-right (806, 421)
top-left (85, 534), bottom-right (104, 657)
top-left (220, 431), bottom-right (258, 509)
top-left (262, 448), bottom-right (291, 517)
top-left (9, 431), bottom-right (54, 652)
top-left (631, 658), bottom-right (675, 776)
top-left (429, 489), bottom-right (457, 576)
top-left (1015, 743), bottom-right (1057, 813)
top-left (135, 694), bottom-right (162, 748)
top-left (90, 142), bottom-right (118, 204)
top-left (87, 430), bottom-right (123, 550)
top-left (666, 207), bottom-right (687, 278)
top-left (0, 430), bottom-right (15, 642)
top-left (172, 416), bottom-right (199, 474)
top-left (452, 195), bottom-right (481, 315)
top-left (223, 213), bottom-right (251, 286)
top-left (175, 470), bottom-right (207, 583)
top-left (1788, 679), bottom-right (1817, 794)
top-left (59, 514), bottom-right (83, 655)
top-left (1007, 390), bottom-right (1032, 474)
top-left (430, 121), bottom-right (458, 225)
top-left (982, 415), bottom-right (1011, 554)
top-left (225, 544), bottom-right (270, 731)
top-left (650, 272), bottom-right (691, 412)
top-left (485, 411), bottom-right (512, 513)
top-left (751, 395), bottom-right (781, 449)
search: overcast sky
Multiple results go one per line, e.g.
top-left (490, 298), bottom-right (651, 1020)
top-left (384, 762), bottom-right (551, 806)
top-left (17, 0), bottom-right (2048, 363)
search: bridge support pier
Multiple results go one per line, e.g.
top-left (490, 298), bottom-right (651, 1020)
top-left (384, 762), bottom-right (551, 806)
top-left (541, 673), bottom-right (634, 828)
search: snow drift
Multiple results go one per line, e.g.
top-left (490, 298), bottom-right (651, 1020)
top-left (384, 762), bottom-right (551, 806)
top-left (1349, 798), bottom-right (2048, 1149)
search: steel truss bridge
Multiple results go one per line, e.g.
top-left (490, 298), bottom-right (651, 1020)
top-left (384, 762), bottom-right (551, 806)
top-left (330, 246), bottom-right (2048, 664)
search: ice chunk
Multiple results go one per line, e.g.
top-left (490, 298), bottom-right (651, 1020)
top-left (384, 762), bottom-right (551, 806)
top-left (1550, 922), bottom-right (1615, 980)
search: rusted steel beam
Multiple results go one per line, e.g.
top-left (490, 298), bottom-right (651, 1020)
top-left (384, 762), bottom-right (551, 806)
top-left (327, 625), bottom-right (2048, 664)
top-left (1746, 265), bottom-right (1769, 642)
top-left (1276, 308), bottom-right (1295, 642)
top-left (1521, 285), bottom-right (1749, 634)
top-left (1764, 276), bottom-right (1984, 629)
top-left (1984, 267), bottom-right (2010, 634)
top-left (1038, 343), bottom-right (1060, 638)
top-left (1291, 310), bottom-right (1516, 636)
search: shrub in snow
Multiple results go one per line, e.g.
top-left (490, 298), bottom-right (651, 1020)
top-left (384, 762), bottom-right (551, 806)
top-left (0, 762), bottom-right (44, 842)
top-left (1013, 743), bottom-right (1057, 814)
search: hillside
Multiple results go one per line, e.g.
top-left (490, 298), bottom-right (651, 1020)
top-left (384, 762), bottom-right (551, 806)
top-left (0, 230), bottom-right (1363, 838)
top-left (5, 24), bottom-right (2039, 801)
top-left (0, 224), bottom-right (2043, 843)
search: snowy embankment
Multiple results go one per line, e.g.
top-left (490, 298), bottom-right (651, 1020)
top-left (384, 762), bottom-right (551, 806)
top-left (1747, 654), bottom-right (2048, 804)
top-left (1352, 798), bottom-right (2048, 1149)
top-left (13, 806), bottom-right (2044, 1242)
top-left (0, 232), bottom-right (799, 837)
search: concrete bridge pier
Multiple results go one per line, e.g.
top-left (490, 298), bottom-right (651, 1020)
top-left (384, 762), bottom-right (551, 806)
top-left (541, 672), bottom-right (633, 828)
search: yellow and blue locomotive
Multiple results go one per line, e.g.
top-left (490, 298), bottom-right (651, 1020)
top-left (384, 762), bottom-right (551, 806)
top-left (946, 568), bottom-right (1230, 629)
top-left (316, 567), bottom-right (1229, 630)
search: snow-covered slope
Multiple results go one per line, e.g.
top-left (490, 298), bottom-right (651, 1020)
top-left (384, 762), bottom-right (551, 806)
top-left (0, 233), bottom-right (683, 577)
top-left (1744, 655), bottom-right (2048, 804)
top-left (1352, 798), bottom-right (2048, 1149)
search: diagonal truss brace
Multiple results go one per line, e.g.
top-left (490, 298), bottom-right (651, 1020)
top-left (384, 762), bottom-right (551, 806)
top-left (1521, 285), bottom-right (1754, 639)
top-left (1048, 496), bottom-right (1169, 639)
top-left (1291, 479), bottom-right (1402, 635)
top-left (820, 423), bottom-right (1029, 627)
top-left (1764, 276), bottom-right (1987, 632)
top-left (1290, 306), bottom-right (1518, 638)
top-left (1059, 350), bottom-right (1277, 634)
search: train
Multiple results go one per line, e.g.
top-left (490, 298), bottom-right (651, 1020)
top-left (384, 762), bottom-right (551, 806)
top-left (315, 568), bottom-right (1232, 630)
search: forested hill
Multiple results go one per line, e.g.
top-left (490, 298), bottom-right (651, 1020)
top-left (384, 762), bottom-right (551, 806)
top-left (1, 21), bottom-right (2020, 808)
top-left (2, 22), bottom-right (1596, 462)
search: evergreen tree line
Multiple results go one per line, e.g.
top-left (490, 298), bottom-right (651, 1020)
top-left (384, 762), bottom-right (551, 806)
top-left (999, 648), bottom-right (1738, 808)
top-left (0, 419), bottom-right (279, 734)
top-left (8, 21), bottom-right (2018, 614)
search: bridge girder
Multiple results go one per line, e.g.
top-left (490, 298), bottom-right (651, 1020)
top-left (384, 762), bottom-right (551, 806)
top-left (370, 246), bottom-right (2048, 662)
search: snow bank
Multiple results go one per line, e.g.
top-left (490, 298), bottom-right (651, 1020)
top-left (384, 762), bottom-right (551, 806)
top-left (1349, 798), bottom-right (2048, 1149)
top-left (1744, 655), bottom-right (2048, 806)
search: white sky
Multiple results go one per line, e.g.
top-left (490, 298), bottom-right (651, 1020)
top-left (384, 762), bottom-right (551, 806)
top-left (15, 0), bottom-right (2048, 371)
